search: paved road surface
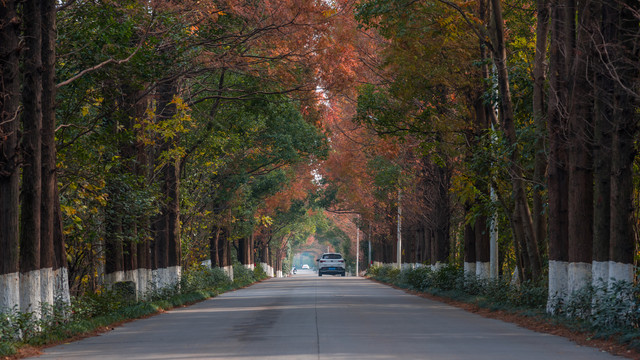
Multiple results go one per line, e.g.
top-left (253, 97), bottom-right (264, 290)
top-left (33, 270), bottom-right (622, 359)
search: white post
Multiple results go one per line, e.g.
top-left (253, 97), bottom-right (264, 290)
top-left (397, 189), bottom-right (402, 270)
top-left (356, 215), bottom-right (360, 277)
top-left (490, 186), bottom-right (499, 279)
top-left (368, 238), bottom-right (372, 268)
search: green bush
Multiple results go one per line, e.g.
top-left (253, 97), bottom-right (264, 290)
top-left (233, 263), bottom-right (256, 286)
top-left (403, 266), bottom-right (432, 291)
top-left (253, 264), bottom-right (269, 280)
top-left (180, 266), bottom-right (232, 293)
top-left (560, 280), bottom-right (640, 333)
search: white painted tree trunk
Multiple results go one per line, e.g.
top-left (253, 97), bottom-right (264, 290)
top-left (475, 262), bottom-right (490, 279)
top-left (0, 272), bottom-right (20, 312)
top-left (608, 261), bottom-right (633, 285)
top-left (103, 270), bottom-right (125, 289)
top-left (260, 263), bottom-right (273, 277)
top-left (223, 265), bottom-right (234, 281)
top-left (168, 266), bottom-right (181, 287)
top-left (40, 267), bottom-right (54, 306)
top-left (568, 262), bottom-right (591, 295)
top-left (20, 270), bottom-right (41, 315)
top-left (548, 260), bottom-right (568, 313)
top-left (463, 262), bottom-right (476, 276)
top-left (54, 268), bottom-right (71, 306)
top-left (591, 261), bottom-right (609, 286)
top-left (137, 268), bottom-right (152, 295)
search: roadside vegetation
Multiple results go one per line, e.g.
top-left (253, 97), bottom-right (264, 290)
top-left (0, 265), bottom-right (268, 358)
top-left (368, 265), bottom-right (640, 350)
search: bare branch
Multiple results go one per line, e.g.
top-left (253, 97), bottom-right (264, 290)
top-left (56, 47), bottom-right (141, 89)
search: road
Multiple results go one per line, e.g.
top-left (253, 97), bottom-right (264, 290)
top-left (33, 270), bottom-right (622, 360)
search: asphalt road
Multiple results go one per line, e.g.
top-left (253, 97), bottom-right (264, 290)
top-left (33, 270), bottom-right (623, 360)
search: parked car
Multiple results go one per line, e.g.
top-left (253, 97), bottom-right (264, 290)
top-left (317, 253), bottom-right (346, 276)
top-left (302, 264), bottom-right (310, 269)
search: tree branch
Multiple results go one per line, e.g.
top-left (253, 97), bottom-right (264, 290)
top-left (56, 47), bottom-right (141, 88)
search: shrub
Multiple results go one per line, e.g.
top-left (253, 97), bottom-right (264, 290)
top-left (559, 280), bottom-right (640, 333)
top-left (253, 264), bottom-right (268, 280)
top-left (233, 263), bottom-right (256, 286)
top-left (180, 266), bottom-right (232, 293)
top-left (403, 266), bottom-right (432, 291)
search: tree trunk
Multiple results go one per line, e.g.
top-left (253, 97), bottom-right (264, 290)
top-left (40, 0), bottom-right (57, 307)
top-left (239, 237), bottom-right (249, 266)
top-left (592, 0), bottom-right (615, 285)
top-left (166, 155), bottom-right (181, 276)
top-left (20, 0), bottom-right (43, 313)
top-left (547, 0), bottom-right (570, 311)
top-left (532, 0), bottom-right (550, 255)
top-left (104, 179), bottom-right (125, 286)
top-left (0, 0), bottom-right (21, 312)
top-left (567, 0), bottom-right (596, 296)
top-left (463, 207), bottom-right (476, 275)
top-left (490, 0), bottom-right (542, 280)
top-left (608, 0), bottom-right (638, 284)
top-left (153, 79), bottom-right (180, 288)
top-left (434, 164), bottom-right (451, 266)
top-left (210, 226), bottom-right (222, 267)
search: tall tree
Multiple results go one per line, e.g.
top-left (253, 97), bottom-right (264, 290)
top-left (40, 0), bottom-right (58, 307)
top-left (592, 0), bottom-right (615, 285)
top-left (19, 0), bottom-right (43, 313)
top-left (0, 0), bottom-right (21, 311)
top-left (546, 0), bottom-right (570, 309)
top-left (567, 0), bottom-right (596, 295)
top-left (608, 0), bottom-right (639, 284)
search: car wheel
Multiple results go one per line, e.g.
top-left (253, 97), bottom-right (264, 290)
top-left (318, 272), bottom-right (322, 277)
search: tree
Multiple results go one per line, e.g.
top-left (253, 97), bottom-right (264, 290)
top-left (0, 0), bottom-right (21, 312)
top-left (20, 0), bottom-right (44, 314)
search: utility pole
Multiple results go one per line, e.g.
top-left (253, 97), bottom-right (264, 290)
top-left (356, 215), bottom-right (360, 277)
top-left (368, 228), bottom-right (372, 268)
top-left (397, 189), bottom-right (402, 270)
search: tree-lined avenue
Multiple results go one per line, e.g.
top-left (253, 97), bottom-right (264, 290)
top-left (32, 274), bottom-right (620, 360)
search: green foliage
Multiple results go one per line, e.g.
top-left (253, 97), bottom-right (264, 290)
top-left (232, 264), bottom-right (257, 286)
top-left (253, 264), bottom-right (269, 280)
top-left (368, 264), bottom-right (548, 310)
top-left (180, 266), bottom-right (232, 294)
top-left (559, 281), bottom-right (640, 333)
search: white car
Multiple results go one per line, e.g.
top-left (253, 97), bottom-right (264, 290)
top-left (302, 264), bottom-right (310, 269)
top-left (317, 253), bottom-right (346, 276)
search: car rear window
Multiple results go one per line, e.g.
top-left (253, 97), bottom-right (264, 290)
top-left (323, 254), bottom-right (342, 259)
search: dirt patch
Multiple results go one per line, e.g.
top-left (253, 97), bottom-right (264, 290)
top-left (372, 278), bottom-right (640, 359)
